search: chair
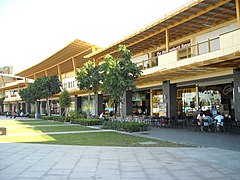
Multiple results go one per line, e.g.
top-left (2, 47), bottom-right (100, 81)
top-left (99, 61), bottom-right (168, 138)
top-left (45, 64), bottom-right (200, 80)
top-left (231, 120), bottom-right (240, 134)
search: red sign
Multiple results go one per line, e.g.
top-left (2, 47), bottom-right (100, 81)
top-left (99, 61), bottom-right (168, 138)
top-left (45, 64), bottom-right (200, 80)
top-left (0, 66), bottom-right (11, 74)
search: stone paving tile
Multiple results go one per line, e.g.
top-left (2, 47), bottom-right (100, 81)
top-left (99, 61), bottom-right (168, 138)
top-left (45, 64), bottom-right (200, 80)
top-left (47, 169), bottom-right (72, 175)
top-left (69, 172), bottom-right (96, 179)
top-left (41, 175), bottom-right (69, 180)
top-left (18, 171), bottom-right (46, 178)
top-left (1, 143), bottom-right (240, 180)
top-left (121, 171), bottom-right (148, 179)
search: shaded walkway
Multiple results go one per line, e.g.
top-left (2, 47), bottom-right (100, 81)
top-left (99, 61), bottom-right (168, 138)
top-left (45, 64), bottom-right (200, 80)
top-left (132, 128), bottom-right (240, 152)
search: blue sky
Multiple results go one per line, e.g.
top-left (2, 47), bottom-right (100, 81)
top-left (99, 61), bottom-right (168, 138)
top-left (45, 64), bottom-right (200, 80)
top-left (0, 0), bottom-right (191, 73)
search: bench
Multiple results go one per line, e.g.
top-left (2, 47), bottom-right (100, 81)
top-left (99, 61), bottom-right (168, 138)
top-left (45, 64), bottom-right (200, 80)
top-left (0, 127), bottom-right (7, 135)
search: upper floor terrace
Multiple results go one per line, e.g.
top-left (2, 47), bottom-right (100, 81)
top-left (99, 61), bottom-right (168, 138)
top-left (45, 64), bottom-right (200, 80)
top-left (136, 28), bottom-right (240, 86)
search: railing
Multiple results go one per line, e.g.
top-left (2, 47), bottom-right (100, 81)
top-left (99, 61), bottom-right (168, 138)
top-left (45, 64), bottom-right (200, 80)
top-left (135, 56), bottom-right (158, 70)
top-left (178, 37), bottom-right (220, 60)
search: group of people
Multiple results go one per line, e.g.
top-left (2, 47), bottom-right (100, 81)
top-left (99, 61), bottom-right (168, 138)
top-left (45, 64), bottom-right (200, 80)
top-left (6, 111), bottom-right (17, 118)
top-left (196, 111), bottom-right (224, 132)
top-left (6, 110), bottom-right (25, 119)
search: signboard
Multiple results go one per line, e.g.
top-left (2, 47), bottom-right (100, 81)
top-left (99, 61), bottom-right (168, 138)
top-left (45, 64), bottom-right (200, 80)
top-left (0, 66), bottom-right (12, 74)
top-left (158, 102), bottom-right (167, 117)
top-left (132, 93), bottom-right (146, 101)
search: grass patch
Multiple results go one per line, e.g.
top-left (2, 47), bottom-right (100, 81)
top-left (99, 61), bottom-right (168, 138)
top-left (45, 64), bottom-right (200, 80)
top-left (0, 119), bottom-right (190, 147)
top-left (0, 120), bottom-right (94, 135)
top-left (7, 125), bottom-right (94, 134)
top-left (0, 121), bottom-right (63, 127)
top-left (0, 132), bottom-right (188, 147)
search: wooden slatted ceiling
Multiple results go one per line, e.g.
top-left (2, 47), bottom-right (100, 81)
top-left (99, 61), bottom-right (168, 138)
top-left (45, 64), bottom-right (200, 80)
top-left (86, 0), bottom-right (235, 60)
top-left (16, 39), bottom-right (95, 78)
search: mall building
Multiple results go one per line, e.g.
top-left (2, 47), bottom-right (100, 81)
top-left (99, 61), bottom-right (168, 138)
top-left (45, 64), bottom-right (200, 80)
top-left (1, 0), bottom-right (240, 120)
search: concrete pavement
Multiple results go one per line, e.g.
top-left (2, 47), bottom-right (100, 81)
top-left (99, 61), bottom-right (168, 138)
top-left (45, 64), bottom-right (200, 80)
top-left (0, 143), bottom-right (240, 180)
top-left (132, 128), bottom-right (240, 152)
top-left (1, 116), bottom-right (240, 179)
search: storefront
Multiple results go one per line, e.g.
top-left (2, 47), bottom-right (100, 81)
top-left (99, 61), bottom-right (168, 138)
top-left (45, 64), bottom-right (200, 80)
top-left (132, 90), bottom-right (150, 115)
top-left (152, 89), bottom-right (163, 116)
top-left (176, 83), bottom-right (234, 118)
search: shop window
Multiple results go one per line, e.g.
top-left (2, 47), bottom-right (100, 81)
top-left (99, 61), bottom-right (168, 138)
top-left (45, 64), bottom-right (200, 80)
top-left (132, 90), bottom-right (150, 115)
top-left (152, 89), bottom-right (163, 116)
top-left (199, 90), bottom-right (221, 112)
top-left (177, 87), bottom-right (196, 117)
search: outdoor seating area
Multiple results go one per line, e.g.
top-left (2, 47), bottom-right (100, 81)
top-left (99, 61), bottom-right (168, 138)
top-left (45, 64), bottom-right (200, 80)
top-left (102, 115), bottom-right (240, 134)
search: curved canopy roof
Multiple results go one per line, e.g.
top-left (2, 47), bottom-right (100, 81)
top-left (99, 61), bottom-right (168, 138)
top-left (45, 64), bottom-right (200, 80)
top-left (0, 73), bottom-right (30, 91)
top-left (16, 39), bottom-right (98, 79)
top-left (86, 0), bottom-right (236, 60)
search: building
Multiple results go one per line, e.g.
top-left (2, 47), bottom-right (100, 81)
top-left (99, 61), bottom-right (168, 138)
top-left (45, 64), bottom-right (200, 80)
top-left (1, 0), bottom-right (240, 120)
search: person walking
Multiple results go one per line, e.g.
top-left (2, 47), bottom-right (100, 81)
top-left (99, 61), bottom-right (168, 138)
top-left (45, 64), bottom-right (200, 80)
top-left (197, 111), bottom-right (205, 132)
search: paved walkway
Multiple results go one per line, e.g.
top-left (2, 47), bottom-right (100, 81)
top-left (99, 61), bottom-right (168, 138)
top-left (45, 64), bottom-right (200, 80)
top-left (132, 128), bottom-right (240, 152)
top-left (1, 116), bottom-right (240, 179)
top-left (0, 143), bottom-right (240, 180)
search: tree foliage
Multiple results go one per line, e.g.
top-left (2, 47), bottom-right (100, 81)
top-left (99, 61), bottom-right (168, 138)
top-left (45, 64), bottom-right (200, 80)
top-left (19, 83), bottom-right (40, 103)
top-left (59, 89), bottom-right (71, 119)
top-left (101, 45), bottom-right (142, 104)
top-left (34, 76), bottom-right (61, 99)
top-left (76, 60), bottom-right (102, 117)
top-left (76, 60), bottom-right (102, 94)
top-left (19, 76), bottom-right (62, 115)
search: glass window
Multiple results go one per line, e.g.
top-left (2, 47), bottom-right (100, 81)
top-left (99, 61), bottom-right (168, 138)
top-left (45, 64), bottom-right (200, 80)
top-left (152, 89), bottom-right (163, 116)
top-left (177, 87), bottom-right (196, 116)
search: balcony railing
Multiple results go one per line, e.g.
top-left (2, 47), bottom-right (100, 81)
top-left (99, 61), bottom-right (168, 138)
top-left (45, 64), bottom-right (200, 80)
top-left (135, 56), bottom-right (158, 70)
top-left (134, 28), bottom-right (239, 72)
top-left (178, 37), bottom-right (220, 60)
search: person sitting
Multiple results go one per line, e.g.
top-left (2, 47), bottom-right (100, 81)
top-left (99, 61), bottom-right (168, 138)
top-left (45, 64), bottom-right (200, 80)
top-left (214, 113), bottom-right (224, 131)
top-left (12, 111), bottom-right (17, 119)
top-left (203, 113), bottom-right (213, 132)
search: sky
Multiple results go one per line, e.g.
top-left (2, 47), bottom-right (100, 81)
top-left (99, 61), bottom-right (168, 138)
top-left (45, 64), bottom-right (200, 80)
top-left (0, 0), bottom-right (191, 74)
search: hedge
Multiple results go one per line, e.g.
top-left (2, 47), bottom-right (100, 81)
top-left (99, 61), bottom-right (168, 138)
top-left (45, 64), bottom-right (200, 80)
top-left (41, 116), bottom-right (65, 122)
top-left (102, 121), bottom-right (149, 132)
top-left (70, 118), bottom-right (103, 126)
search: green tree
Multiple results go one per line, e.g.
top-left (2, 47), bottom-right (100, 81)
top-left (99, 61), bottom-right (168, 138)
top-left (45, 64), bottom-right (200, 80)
top-left (19, 76), bottom-right (61, 116)
top-left (101, 45), bottom-right (141, 117)
top-left (76, 60), bottom-right (102, 117)
top-left (0, 92), bottom-right (5, 113)
top-left (19, 83), bottom-right (41, 114)
top-left (34, 76), bottom-right (61, 116)
top-left (59, 89), bottom-right (71, 120)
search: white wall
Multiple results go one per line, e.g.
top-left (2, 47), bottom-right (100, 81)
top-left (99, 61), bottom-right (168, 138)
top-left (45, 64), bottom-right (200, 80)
top-left (131, 54), bottom-right (149, 63)
top-left (62, 77), bottom-right (77, 90)
top-left (194, 22), bottom-right (237, 55)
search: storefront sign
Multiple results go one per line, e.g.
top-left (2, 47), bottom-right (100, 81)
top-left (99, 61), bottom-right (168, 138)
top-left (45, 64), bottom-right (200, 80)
top-left (222, 85), bottom-right (233, 96)
top-left (0, 66), bottom-right (12, 74)
top-left (157, 43), bottom-right (191, 56)
top-left (158, 102), bottom-right (167, 117)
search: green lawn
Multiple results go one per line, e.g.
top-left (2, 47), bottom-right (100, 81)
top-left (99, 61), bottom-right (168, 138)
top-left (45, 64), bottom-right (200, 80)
top-left (0, 120), bottom-right (63, 126)
top-left (0, 119), bottom-right (189, 147)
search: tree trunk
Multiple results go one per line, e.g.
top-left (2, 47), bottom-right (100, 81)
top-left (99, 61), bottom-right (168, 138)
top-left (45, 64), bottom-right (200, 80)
top-left (46, 99), bottom-right (51, 116)
top-left (94, 93), bottom-right (98, 117)
top-left (87, 91), bottom-right (91, 118)
top-left (35, 101), bottom-right (38, 119)
top-left (65, 107), bottom-right (68, 121)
